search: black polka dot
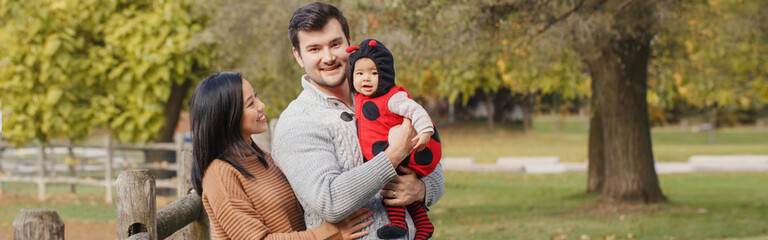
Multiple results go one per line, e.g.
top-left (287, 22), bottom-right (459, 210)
top-left (414, 148), bottom-right (433, 166)
top-left (340, 112), bottom-right (354, 122)
top-left (362, 102), bottom-right (380, 121)
top-left (431, 127), bottom-right (441, 143)
top-left (371, 141), bottom-right (389, 156)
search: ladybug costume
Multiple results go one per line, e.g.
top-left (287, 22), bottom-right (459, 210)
top-left (348, 39), bottom-right (441, 240)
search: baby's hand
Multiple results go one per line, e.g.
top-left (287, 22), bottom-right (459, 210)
top-left (411, 132), bottom-right (432, 151)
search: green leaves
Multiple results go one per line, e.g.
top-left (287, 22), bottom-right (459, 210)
top-left (0, 0), bottom-right (211, 145)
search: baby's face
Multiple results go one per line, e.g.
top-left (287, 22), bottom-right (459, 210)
top-left (352, 58), bottom-right (378, 96)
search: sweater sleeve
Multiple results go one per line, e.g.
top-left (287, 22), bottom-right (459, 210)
top-left (420, 163), bottom-right (445, 209)
top-left (272, 113), bottom-right (399, 223)
top-left (387, 92), bottom-right (434, 134)
top-left (204, 166), bottom-right (343, 240)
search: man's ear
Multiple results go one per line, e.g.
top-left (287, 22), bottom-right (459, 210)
top-left (292, 47), bottom-right (304, 69)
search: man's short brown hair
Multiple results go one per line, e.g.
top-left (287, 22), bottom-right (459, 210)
top-left (288, 2), bottom-right (351, 54)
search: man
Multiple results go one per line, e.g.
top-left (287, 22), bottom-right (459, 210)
top-left (272, 2), bottom-right (445, 240)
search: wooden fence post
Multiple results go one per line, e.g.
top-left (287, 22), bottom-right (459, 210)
top-left (116, 169), bottom-right (157, 240)
top-left (37, 143), bottom-right (46, 201)
top-left (13, 209), bottom-right (64, 240)
top-left (0, 146), bottom-right (4, 195)
top-left (105, 134), bottom-right (114, 204)
top-left (176, 134), bottom-right (210, 239)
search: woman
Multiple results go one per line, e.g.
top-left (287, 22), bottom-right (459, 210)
top-left (189, 72), bottom-right (372, 239)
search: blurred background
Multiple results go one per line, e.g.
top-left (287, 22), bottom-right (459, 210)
top-left (0, 0), bottom-right (767, 239)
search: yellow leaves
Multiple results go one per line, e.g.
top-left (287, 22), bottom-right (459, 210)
top-left (42, 35), bottom-right (62, 57)
top-left (514, 47), bottom-right (528, 57)
top-left (45, 89), bottom-right (63, 104)
top-left (496, 58), bottom-right (506, 73)
top-left (50, 1), bottom-right (67, 10)
top-left (683, 40), bottom-right (695, 54)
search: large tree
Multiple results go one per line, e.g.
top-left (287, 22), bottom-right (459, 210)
top-left (509, 0), bottom-right (667, 203)
top-left (0, 0), bottom-right (211, 145)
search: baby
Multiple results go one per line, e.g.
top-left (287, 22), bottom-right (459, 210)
top-left (347, 39), bottom-right (441, 240)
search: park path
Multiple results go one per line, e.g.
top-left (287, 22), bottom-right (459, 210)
top-left (442, 155), bottom-right (768, 174)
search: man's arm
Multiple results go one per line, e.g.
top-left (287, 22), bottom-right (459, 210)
top-left (272, 113), bottom-right (415, 222)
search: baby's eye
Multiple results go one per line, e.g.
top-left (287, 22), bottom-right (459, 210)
top-left (372, 71), bottom-right (378, 75)
top-left (355, 72), bottom-right (362, 75)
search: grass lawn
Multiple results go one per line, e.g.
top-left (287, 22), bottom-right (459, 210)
top-left (432, 171), bottom-right (768, 240)
top-left (2, 173), bottom-right (767, 239)
top-left (439, 117), bottom-right (768, 163)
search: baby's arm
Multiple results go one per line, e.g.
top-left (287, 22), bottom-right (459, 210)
top-left (388, 92), bottom-right (434, 150)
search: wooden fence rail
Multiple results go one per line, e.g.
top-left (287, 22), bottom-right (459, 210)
top-left (0, 134), bottom-right (187, 203)
top-left (11, 143), bottom-right (209, 239)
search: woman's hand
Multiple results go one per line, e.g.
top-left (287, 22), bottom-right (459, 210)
top-left (380, 166), bottom-right (426, 206)
top-left (333, 208), bottom-right (374, 240)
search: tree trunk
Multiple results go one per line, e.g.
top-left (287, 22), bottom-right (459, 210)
top-left (586, 83), bottom-right (605, 194)
top-left (553, 93), bottom-right (562, 132)
top-left (587, 33), bottom-right (666, 204)
top-left (0, 146), bottom-right (5, 173)
top-left (67, 146), bottom-right (76, 194)
top-left (522, 96), bottom-right (534, 132)
top-left (486, 91), bottom-right (495, 131)
top-left (158, 78), bottom-right (192, 143)
top-left (708, 106), bottom-right (717, 144)
top-left (146, 78), bottom-right (193, 189)
top-left (448, 100), bottom-right (455, 123)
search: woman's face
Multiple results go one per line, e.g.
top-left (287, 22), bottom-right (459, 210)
top-left (240, 79), bottom-right (268, 140)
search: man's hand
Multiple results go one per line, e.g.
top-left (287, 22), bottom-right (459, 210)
top-left (380, 166), bottom-right (426, 206)
top-left (411, 131), bottom-right (432, 151)
top-left (384, 119), bottom-right (416, 167)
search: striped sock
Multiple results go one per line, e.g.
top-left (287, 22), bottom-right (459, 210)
top-left (377, 205), bottom-right (408, 239)
top-left (407, 201), bottom-right (434, 240)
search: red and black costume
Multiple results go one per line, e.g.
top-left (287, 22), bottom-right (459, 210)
top-left (348, 39), bottom-right (441, 240)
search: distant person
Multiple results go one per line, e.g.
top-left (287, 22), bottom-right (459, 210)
top-left (272, 2), bottom-right (445, 240)
top-left (189, 72), bottom-right (372, 239)
top-left (347, 39), bottom-right (441, 240)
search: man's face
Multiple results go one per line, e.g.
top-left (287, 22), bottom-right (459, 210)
top-left (292, 18), bottom-right (350, 91)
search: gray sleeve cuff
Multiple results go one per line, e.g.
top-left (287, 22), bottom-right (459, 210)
top-left (420, 163), bottom-right (445, 210)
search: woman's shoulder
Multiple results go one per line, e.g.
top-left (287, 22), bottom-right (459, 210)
top-left (202, 160), bottom-right (242, 186)
top-left (205, 159), bottom-right (238, 175)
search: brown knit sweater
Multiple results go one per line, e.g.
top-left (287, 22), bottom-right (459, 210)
top-left (202, 153), bottom-right (342, 240)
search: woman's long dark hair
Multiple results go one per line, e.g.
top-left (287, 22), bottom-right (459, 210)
top-left (189, 72), bottom-right (266, 196)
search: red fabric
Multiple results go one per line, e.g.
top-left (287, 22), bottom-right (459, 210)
top-left (355, 86), bottom-right (441, 177)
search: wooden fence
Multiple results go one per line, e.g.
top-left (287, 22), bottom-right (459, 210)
top-left (115, 142), bottom-right (209, 240)
top-left (11, 143), bottom-right (210, 240)
top-left (0, 134), bottom-right (186, 203)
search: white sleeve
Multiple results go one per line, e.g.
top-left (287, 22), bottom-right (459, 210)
top-left (387, 92), bottom-right (434, 134)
